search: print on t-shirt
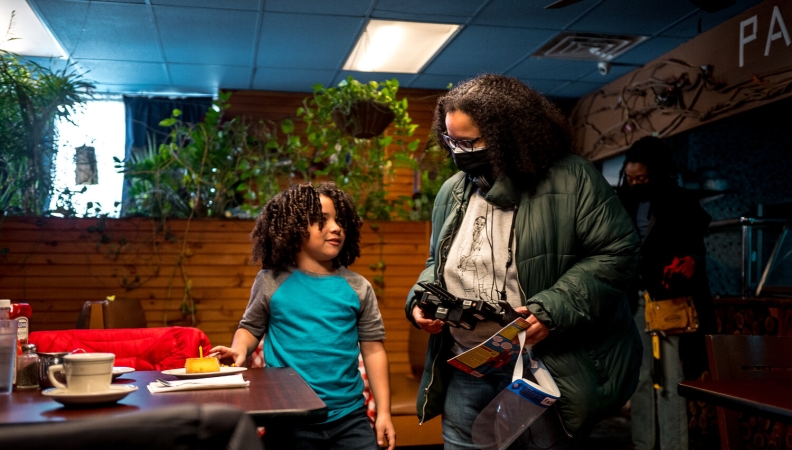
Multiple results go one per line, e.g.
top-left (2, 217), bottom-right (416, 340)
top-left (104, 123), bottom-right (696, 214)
top-left (456, 215), bottom-right (495, 303)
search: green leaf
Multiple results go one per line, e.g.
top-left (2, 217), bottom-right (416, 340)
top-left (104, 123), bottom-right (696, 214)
top-left (159, 118), bottom-right (177, 127)
top-left (281, 118), bottom-right (294, 134)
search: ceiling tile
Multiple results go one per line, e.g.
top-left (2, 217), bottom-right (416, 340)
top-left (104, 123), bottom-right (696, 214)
top-left (265, 0), bottom-right (370, 16)
top-left (578, 63), bottom-right (638, 83)
top-left (407, 73), bottom-right (466, 90)
top-left (257, 13), bottom-right (364, 70)
top-left (372, 0), bottom-right (484, 24)
top-left (547, 80), bottom-right (603, 98)
top-left (154, 5), bottom-right (258, 65)
top-left (29, 0), bottom-right (90, 55)
top-left (70, 3), bottom-right (161, 62)
top-left (613, 36), bottom-right (689, 64)
top-left (252, 67), bottom-right (336, 92)
top-left (332, 71), bottom-right (416, 89)
top-left (78, 59), bottom-right (169, 85)
top-left (570, 0), bottom-right (698, 35)
top-left (423, 25), bottom-right (556, 75)
top-left (152, 0), bottom-right (258, 10)
top-left (475, 0), bottom-right (594, 29)
top-left (169, 63), bottom-right (252, 90)
top-left (519, 78), bottom-right (569, 97)
top-left (659, 0), bottom-right (765, 38)
top-left (508, 57), bottom-right (593, 81)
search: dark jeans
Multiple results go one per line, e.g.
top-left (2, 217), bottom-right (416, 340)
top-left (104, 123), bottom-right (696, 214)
top-left (263, 406), bottom-right (378, 450)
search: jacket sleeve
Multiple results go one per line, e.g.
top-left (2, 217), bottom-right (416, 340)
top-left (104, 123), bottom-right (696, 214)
top-left (405, 174), bottom-right (461, 326)
top-left (526, 162), bottom-right (640, 334)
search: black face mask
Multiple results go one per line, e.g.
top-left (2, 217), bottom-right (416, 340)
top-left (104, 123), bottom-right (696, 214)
top-left (452, 150), bottom-right (491, 178)
top-left (630, 183), bottom-right (652, 201)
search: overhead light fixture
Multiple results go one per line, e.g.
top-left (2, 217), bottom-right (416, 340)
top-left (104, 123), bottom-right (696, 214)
top-left (344, 20), bottom-right (459, 73)
top-left (0, 0), bottom-right (66, 58)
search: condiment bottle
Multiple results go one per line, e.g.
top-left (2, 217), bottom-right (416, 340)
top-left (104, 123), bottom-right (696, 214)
top-left (15, 344), bottom-right (39, 390)
top-left (9, 303), bottom-right (31, 355)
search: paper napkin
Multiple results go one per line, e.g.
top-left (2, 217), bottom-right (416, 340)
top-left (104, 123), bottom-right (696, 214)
top-left (147, 374), bottom-right (250, 393)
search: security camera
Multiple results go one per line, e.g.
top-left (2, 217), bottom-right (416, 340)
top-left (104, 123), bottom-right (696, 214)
top-left (597, 61), bottom-right (611, 76)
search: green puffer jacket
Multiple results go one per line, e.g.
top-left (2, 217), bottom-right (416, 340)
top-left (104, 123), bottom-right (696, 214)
top-left (405, 153), bottom-right (642, 436)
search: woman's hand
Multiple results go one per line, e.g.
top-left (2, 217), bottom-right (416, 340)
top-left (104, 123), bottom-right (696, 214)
top-left (514, 306), bottom-right (549, 345)
top-left (412, 305), bottom-right (444, 334)
top-left (209, 345), bottom-right (245, 367)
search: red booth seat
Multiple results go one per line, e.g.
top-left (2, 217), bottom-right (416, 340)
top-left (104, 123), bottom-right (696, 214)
top-left (29, 327), bottom-right (212, 371)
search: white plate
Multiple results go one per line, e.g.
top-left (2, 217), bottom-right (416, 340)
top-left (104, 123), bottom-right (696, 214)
top-left (42, 385), bottom-right (138, 406)
top-left (160, 366), bottom-right (247, 379)
top-left (112, 366), bottom-right (135, 379)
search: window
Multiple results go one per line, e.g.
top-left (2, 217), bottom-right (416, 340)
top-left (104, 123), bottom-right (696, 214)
top-left (50, 99), bottom-right (125, 217)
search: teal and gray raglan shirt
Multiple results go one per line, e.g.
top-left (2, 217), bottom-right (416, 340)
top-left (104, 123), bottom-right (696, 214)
top-left (238, 266), bottom-right (385, 422)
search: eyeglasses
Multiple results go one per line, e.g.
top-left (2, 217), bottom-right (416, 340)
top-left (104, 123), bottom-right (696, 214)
top-left (441, 133), bottom-right (487, 153)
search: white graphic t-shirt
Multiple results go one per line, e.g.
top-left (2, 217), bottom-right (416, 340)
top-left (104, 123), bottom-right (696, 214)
top-left (443, 190), bottom-right (521, 355)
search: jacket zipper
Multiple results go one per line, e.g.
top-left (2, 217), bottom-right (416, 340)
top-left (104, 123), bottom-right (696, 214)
top-left (419, 185), bottom-right (465, 424)
top-left (418, 331), bottom-right (443, 425)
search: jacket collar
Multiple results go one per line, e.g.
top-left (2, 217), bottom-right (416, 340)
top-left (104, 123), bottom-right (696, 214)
top-left (459, 174), bottom-right (520, 208)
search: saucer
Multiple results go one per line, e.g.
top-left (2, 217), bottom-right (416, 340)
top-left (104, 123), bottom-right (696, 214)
top-left (112, 366), bottom-right (135, 379)
top-left (42, 385), bottom-right (138, 406)
top-left (161, 366), bottom-right (247, 379)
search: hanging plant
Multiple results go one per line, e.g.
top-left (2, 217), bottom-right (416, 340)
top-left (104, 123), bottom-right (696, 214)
top-left (272, 76), bottom-right (420, 220)
top-left (331, 98), bottom-right (395, 139)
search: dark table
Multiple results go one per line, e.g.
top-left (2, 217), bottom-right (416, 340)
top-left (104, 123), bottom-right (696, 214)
top-left (678, 379), bottom-right (792, 425)
top-left (0, 367), bottom-right (327, 427)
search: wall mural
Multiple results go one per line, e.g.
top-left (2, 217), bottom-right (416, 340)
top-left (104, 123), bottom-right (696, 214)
top-left (572, 0), bottom-right (792, 161)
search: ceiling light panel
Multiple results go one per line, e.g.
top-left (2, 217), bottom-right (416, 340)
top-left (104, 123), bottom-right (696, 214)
top-left (344, 20), bottom-right (459, 73)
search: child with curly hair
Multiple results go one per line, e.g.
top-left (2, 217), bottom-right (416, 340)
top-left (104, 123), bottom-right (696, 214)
top-left (211, 182), bottom-right (395, 450)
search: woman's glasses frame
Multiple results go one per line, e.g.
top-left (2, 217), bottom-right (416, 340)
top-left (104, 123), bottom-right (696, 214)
top-left (442, 133), bottom-right (486, 153)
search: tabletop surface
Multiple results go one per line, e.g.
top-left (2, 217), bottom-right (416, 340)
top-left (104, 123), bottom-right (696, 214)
top-left (0, 367), bottom-right (327, 426)
top-left (678, 379), bottom-right (792, 424)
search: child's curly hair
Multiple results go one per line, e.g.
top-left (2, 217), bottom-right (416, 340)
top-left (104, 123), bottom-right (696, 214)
top-left (250, 182), bottom-right (362, 273)
top-left (432, 74), bottom-right (571, 191)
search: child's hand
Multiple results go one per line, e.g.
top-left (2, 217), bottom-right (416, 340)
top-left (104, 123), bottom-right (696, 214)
top-left (209, 345), bottom-right (245, 367)
top-left (374, 414), bottom-right (396, 450)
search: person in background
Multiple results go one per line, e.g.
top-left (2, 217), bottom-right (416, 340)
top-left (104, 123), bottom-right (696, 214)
top-left (405, 74), bottom-right (642, 449)
top-left (211, 182), bottom-right (395, 450)
top-left (617, 136), bottom-right (714, 450)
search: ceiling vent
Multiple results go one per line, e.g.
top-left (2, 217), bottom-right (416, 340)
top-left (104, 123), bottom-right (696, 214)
top-left (532, 32), bottom-right (647, 61)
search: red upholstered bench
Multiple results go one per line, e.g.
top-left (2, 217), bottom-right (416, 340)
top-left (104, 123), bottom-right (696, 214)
top-left (29, 327), bottom-right (212, 371)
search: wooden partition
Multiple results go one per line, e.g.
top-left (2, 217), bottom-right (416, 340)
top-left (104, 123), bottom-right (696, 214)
top-left (0, 217), bottom-right (430, 375)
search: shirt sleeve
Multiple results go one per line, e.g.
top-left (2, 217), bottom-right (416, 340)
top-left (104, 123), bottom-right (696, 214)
top-left (238, 270), bottom-right (274, 340)
top-left (341, 268), bottom-right (386, 341)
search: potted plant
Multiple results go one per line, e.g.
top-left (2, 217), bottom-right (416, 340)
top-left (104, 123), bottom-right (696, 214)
top-left (0, 49), bottom-right (94, 216)
top-left (275, 76), bottom-right (420, 220)
top-left (119, 91), bottom-right (285, 220)
top-left (322, 77), bottom-right (398, 139)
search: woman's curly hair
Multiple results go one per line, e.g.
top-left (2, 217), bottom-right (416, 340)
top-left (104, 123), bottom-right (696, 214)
top-left (432, 74), bottom-right (571, 191)
top-left (250, 182), bottom-right (362, 273)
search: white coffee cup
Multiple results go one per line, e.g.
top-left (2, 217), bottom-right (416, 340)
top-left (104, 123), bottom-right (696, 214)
top-left (48, 353), bottom-right (115, 393)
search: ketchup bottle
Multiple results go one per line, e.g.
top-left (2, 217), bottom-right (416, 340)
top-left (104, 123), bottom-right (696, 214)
top-left (9, 303), bottom-right (31, 355)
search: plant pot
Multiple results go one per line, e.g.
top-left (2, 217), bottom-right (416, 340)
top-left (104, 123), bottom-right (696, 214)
top-left (331, 99), bottom-right (395, 139)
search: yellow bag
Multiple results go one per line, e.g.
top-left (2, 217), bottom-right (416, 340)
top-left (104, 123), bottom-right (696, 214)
top-left (643, 292), bottom-right (699, 334)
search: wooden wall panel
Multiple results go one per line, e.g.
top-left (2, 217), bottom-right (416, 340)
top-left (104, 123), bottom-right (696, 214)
top-left (0, 217), bottom-right (430, 375)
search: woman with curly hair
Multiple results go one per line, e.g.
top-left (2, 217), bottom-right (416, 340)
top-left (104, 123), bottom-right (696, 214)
top-left (211, 182), bottom-right (395, 450)
top-left (406, 74), bottom-right (642, 449)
